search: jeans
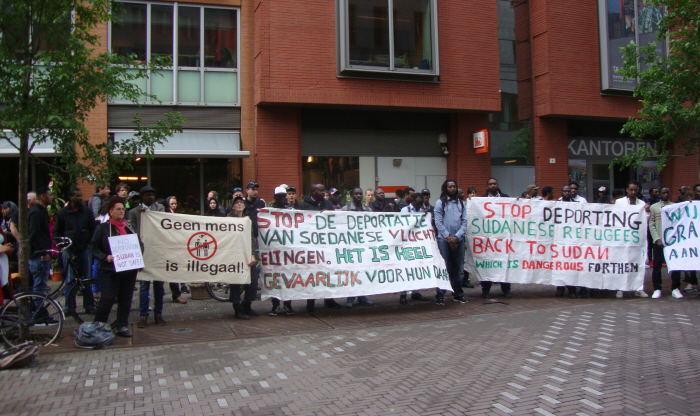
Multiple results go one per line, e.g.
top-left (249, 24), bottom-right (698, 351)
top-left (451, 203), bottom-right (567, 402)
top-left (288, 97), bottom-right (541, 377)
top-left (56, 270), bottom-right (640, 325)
top-left (436, 238), bottom-right (464, 299)
top-left (652, 245), bottom-right (680, 291)
top-left (139, 280), bottom-right (164, 316)
top-left (63, 248), bottom-right (94, 311)
top-left (229, 264), bottom-right (259, 304)
top-left (169, 283), bottom-right (182, 300)
top-left (95, 270), bottom-right (137, 328)
top-left (28, 257), bottom-right (50, 296)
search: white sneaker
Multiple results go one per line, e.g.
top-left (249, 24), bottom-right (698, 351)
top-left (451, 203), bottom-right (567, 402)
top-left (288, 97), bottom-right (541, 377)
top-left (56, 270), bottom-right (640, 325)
top-left (635, 291), bottom-right (648, 298)
top-left (672, 288), bottom-right (684, 299)
top-left (651, 290), bottom-right (662, 299)
top-left (682, 284), bottom-right (697, 292)
top-left (616, 291), bottom-right (624, 299)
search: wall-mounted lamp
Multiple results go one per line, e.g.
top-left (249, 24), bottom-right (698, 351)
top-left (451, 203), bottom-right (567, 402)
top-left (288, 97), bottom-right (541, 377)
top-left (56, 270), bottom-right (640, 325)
top-left (441, 146), bottom-right (449, 155)
top-left (438, 133), bottom-right (448, 145)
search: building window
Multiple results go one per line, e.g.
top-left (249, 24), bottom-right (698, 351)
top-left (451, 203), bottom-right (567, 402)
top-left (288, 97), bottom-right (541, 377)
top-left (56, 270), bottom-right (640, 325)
top-left (109, 1), bottom-right (239, 106)
top-left (597, 0), bottom-right (666, 92)
top-left (338, 0), bottom-right (439, 79)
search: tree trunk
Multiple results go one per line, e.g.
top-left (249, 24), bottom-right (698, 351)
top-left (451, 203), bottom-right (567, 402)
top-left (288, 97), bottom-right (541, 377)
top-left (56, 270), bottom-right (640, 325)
top-left (18, 133), bottom-right (30, 290)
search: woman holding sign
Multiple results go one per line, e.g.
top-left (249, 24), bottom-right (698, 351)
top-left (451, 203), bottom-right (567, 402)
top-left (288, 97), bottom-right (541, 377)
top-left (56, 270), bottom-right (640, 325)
top-left (89, 198), bottom-right (141, 337)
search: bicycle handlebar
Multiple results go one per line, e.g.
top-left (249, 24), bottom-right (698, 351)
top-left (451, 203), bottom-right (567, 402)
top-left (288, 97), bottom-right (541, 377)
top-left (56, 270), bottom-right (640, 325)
top-left (34, 237), bottom-right (73, 257)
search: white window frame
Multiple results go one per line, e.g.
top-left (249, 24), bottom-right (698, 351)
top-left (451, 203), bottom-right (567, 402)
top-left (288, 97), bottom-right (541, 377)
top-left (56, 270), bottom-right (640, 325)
top-left (337, 0), bottom-right (439, 78)
top-left (108, 1), bottom-right (240, 106)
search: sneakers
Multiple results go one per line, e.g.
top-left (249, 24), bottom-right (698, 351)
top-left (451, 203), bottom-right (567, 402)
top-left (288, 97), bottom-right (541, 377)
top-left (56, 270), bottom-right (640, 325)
top-left (283, 305), bottom-right (296, 315)
top-left (436, 298), bottom-right (446, 305)
top-left (635, 291), bottom-right (648, 298)
top-left (357, 296), bottom-right (374, 306)
top-left (411, 292), bottom-right (427, 301)
top-left (345, 301), bottom-right (353, 308)
top-left (682, 284), bottom-right (697, 292)
top-left (651, 290), bottom-right (662, 299)
top-left (399, 295), bottom-right (408, 305)
top-left (324, 299), bottom-right (342, 309)
top-left (115, 326), bottom-right (132, 337)
top-left (672, 288), bottom-right (684, 299)
top-left (453, 296), bottom-right (468, 304)
top-left (616, 291), bottom-right (624, 299)
top-left (269, 305), bottom-right (280, 316)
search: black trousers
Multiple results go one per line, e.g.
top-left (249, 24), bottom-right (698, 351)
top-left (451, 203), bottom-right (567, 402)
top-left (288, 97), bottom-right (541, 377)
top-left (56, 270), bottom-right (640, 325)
top-left (271, 299), bottom-right (292, 309)
top-left (652, 245), bottom-right (680, 291)
top-left (169, 283), bottom-right (181, 300)
top-left (229, 264), bottom-right (259, 304)
top-left (481, 281), bottom-right (511, 293)
top-left (95, 270), bottom-right (138, 328)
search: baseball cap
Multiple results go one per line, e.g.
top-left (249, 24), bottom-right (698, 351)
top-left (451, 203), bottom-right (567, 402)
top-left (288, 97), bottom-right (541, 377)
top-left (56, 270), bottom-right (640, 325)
top-left (127, 191), bottom-right (140, 199)
top-left (329, 188), bottom-right (340, 195)
top-left (526, 185), bottom-right (540, 192)
top-left (598, 186), bottom-right (607, 192)
top-left (139, 186), bottom-right (156, 195)
top-left (286, 186), bottom-right (296, 193)
top-left (232, 187), bottom-right (242, 192)
top-left (246, 182), bottom-right (259, 189)
top-left (421, 189), bottom-right (431, 195)
top-left (274, 186), bottom-right (287, 195)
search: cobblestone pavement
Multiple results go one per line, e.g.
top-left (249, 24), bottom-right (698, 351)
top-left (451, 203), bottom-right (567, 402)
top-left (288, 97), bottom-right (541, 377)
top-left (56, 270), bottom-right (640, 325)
top-left (2, 273), bottom-right (700, 416)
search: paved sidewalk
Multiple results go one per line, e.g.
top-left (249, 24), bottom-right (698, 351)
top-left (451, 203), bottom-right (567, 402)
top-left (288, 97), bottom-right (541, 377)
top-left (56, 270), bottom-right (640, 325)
top-left (2, 295), bottom-right (700, 415)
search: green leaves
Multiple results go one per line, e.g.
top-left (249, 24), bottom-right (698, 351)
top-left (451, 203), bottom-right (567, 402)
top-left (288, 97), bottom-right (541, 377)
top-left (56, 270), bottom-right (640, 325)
top-left (0, 0), bottom-right (184, 188)
top-left (615, 0), bottom-right (700, 172)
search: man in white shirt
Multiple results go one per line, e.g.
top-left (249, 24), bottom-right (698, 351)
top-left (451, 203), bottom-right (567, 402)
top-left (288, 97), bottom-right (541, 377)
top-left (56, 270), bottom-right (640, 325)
top-left (614, 180), bottom-right (649, 299)
top-left (568, 182), bottom-right (587, 203)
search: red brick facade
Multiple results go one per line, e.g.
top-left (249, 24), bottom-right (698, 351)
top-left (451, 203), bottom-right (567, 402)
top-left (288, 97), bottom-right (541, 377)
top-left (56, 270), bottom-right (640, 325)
top-left (252, 0), bottom-right (502, 197)
top-left (515, 0), bottom-right (698, 197)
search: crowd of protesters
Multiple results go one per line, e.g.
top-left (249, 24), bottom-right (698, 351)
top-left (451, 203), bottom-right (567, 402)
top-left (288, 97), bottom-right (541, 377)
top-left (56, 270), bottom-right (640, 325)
top-left (2, 178), bottom-right (699, 337)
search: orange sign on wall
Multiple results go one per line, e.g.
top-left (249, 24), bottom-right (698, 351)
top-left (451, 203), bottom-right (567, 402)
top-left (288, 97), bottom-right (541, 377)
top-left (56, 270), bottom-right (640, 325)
top-left (473, 129), bottom-right (489, 154)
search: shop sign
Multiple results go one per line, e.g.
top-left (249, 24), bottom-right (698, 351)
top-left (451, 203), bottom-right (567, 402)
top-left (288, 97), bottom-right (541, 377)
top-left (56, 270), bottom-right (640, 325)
top-left (474, 129), bottom-right (489, 154)
top-left (568, 138), bottom-right (656, 158)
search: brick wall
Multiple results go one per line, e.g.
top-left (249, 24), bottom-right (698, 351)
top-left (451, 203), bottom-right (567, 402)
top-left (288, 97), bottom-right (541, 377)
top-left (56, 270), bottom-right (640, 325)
top-left (531, 117), bottom-right (569, 198)
top-left (254, 106), bottom-right (302, 200)
top-left (664, 140), bottom-right (700, 200)
top-left (253, 0), bottom-right (501, 112)
top-left (447, 113), bottom-right (492, 193)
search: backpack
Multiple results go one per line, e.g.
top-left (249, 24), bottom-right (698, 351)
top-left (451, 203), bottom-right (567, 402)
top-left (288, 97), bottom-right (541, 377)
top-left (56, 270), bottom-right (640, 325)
top-left (74, 322), bottom-right (115, 349)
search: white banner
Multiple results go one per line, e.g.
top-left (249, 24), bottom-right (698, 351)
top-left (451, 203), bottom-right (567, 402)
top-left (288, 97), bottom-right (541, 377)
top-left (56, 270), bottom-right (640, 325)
top-left (108, 234), bottom-right (144, 272)
top-left (465, 198), bottom-right (647, 291)
top-left (139, 211), bottom-right (252, 284)
top-left (661, 201), bottom-right (700, 271)
top-left (257, 208), bottom-right (451, 300)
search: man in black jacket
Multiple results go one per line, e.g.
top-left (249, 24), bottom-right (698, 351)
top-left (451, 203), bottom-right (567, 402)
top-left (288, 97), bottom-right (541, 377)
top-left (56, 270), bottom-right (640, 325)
top-left (369, 188), bottom-right (394, 212)
top-left (54, 188), bottom-right (96, 314)
top-left (28, 187), bottom-right (54, 298)
top-left (299, 183), bottom-right (342, 311)
top-left (482, 178), bottom-right (510, 198)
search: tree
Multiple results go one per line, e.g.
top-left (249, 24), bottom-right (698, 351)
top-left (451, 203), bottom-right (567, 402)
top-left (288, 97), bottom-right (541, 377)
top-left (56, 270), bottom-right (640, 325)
top-left (0, 0), bottom-right (184, 288)
top-left (616, 0), bottom-right (700, 171)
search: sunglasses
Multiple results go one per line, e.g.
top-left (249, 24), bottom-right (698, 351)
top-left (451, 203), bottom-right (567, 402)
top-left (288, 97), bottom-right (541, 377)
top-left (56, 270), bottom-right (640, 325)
top-left (233, 188), bottom-right (242, 191)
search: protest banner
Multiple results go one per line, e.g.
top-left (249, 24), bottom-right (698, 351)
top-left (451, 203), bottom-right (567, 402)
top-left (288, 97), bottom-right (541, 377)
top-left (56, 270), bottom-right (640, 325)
top-left (257, 208), bottom-right (451, 300)
top-left (661, 201), bottom-right (700, 271)
top-left (139, 211), bottom-right (252, 284)
top-left (464, 198), bottom-right (647, 291)
top-left (108, 234), bottom-right (144, 272)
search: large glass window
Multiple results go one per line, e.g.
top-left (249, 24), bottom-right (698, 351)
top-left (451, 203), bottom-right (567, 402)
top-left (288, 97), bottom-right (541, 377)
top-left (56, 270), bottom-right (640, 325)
top-left (109, 2), bottom-right (239, 105)
top-left (598, 0), bottom-right (666, 91)
top-left (340, 0), bottom-right (438, 77)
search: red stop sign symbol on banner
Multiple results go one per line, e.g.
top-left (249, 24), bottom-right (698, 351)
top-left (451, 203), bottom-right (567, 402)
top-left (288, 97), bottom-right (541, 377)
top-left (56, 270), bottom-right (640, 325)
top-left (187, 232), bottom-right (217, 261)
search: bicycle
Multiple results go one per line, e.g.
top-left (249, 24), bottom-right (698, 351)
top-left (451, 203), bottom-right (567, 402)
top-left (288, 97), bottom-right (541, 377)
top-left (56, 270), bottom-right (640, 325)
top-left (204, 282), bottom-right (231, 302)
top-left (0, 237), bottom-right (99, 347)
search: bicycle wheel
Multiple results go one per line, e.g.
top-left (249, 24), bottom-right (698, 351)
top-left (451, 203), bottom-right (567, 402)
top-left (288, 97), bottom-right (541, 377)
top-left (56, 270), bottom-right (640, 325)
top-left (66, 279), bottom-right (99, 325)
top-left (205, 282), bottom-right (232, 302)
top-left (0, 292), bottom-right (64, 347)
